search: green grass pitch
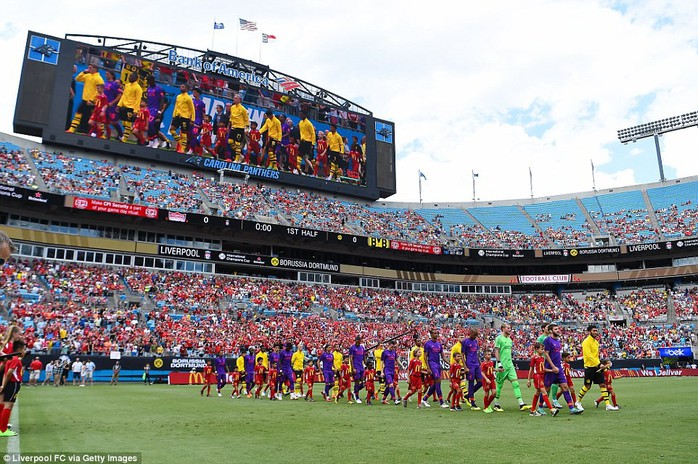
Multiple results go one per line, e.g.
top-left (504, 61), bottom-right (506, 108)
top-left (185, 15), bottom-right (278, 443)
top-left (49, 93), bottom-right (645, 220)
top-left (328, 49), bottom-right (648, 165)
top-left (9, 377), bottom-right (697, 463)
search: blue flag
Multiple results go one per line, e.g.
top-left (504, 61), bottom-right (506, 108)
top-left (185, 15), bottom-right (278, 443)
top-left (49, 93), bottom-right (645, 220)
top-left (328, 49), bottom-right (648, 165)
top-left (419, 171), bottom-right (427, 180)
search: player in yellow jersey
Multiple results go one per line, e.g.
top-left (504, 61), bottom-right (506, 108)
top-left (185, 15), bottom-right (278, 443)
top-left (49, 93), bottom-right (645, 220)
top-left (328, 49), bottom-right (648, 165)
top-left (575, 325), bottom-right (618, 411)
top-left (226, 94), bottom-right (250, 163)
top-left (297, 111), bottom-right (316, 175)
top-left (259, 109), bottom-right (282, 169)
top-left (291, 343), bottom-right (305, 398)
top-left (325, 123), bottom-right (344, 180)
top-left (169, 84), bottom-right (195, 153)
top-left (118, 73), bottom-right (143, 143)
top-left (373, 343), bottom-right (385, 400)
top-left (67, 64), bottom-right (105, 134)
top-left (332, 345), bottom-right (343, 401)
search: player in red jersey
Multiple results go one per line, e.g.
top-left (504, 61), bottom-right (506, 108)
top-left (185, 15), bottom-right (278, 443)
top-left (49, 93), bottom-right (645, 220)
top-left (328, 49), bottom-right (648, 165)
top-left (315, 131), bottom-right (328, 177)
top-left (595, 360), bottom-right (619, 408)
top-left (200, 360), bottom-right (214, 397)
top-left (481, 348), bottom-right (496, 410)
top-left (88, 84), bottom-right (109, 139)
top-left (248, 121), bottom-right (261, 165)
top-left (131, 100), bottom-right (151, 146)
top-left (337, 357), bottom-right (353, 404)
top-left (286, 138), bottom-right (300, 174)
top-left (556, 352), bottom-right (577, 405)
top-left (0, 339), bottom-right (25, 437)
top-left (199, 114), bottom-right (214, 156)
top-left (527, 342), bottom-right (558, 417)
top-left (303, 360), bottom-right (316, 402)
top-left (402, 347), bottom-right (425, 408)
top-left (253, 358), bottom-right (267, 399)
top-left (393, 363), bottom-right (402, 401)
top-left (449, 352), bottom-right (465, 411)
top-left (267, 363), bottom-right (279, 401)
top-left (230, 370), bottom-right (241, 398)
top-left (364, 362), bottom-right (376, 405)
top-left (215, 122), bottom-right (232, 161)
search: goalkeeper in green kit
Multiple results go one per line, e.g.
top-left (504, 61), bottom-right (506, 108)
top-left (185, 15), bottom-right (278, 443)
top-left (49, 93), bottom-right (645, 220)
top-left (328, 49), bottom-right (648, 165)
top-left (484, 323), bottom-right (530, 413)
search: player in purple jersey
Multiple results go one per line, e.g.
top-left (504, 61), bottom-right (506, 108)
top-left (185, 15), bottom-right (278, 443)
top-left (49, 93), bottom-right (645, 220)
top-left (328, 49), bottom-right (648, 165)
top-left (423, 328), bottom-right (449, 408)
top-left (103, 71), bottom-right (123, 140)
top-left (144, 76), bottom-right (168, 148)
top-left (462, 328), bottom-right (484, 410)
top-left (348, 335), bottom-right (366, 403)
top-left (188, 87), bottom-right (206, 155)
top-left (380, 340), bottom-right (400, 405)
top-left (279, 342), bottom-right (296, 400)
top-left (213, 351), bottom-right (228, 397)
top-left (319, 344), bottom-right (335, 401)
top-left (544, 324), bottom-right (582, 414)
top-left (243, 347), bottom-right (256, 397)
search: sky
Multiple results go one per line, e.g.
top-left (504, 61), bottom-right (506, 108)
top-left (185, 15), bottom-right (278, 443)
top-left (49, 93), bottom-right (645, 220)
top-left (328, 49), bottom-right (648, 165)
top-left (1, 0), bottom-right (698, 203)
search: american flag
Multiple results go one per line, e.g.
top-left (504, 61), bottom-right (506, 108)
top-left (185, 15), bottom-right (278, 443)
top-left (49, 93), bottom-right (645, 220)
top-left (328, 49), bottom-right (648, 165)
top-left (276, 77), bottom-right (301, 91)
top-left (239, 18), bottom-right (257, 31)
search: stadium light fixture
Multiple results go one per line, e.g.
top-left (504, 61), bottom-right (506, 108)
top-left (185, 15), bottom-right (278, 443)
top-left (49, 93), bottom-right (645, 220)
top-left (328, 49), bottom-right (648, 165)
top-left (617, 110), bottom-right (698, 182)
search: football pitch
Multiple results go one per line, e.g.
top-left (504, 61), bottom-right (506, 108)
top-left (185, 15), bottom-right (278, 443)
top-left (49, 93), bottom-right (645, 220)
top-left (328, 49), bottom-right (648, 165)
top-left (9, 377), bottom-right (697, 463)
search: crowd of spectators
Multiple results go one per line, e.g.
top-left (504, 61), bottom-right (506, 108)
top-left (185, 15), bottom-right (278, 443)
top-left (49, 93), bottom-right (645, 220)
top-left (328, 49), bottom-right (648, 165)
top-left (120, 165), bottom-right (205, 213)
top-left (0, 144), bottom-right (38, 189)
top-left (3, 260), bottom-right (695, 361)
top-left (655, 202), bottom-right (698, 238)
top-left (673, 287), bottom-right (698, 321)
top-left (30, 149), bottom-right (119, 199)
top-left (587, 209), bottom-right (660, 245)
top-left (618, 288), bottom-right (668, 322)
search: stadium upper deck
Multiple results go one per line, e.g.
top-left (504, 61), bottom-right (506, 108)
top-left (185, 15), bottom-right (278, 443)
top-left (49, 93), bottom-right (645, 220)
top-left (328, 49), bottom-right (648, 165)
top-left (2, 132), bottom-right (697, 252)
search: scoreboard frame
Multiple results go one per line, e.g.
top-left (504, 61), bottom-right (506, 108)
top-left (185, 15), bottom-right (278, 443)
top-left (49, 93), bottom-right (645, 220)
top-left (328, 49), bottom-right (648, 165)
top-left (13, 31), bottom-right (396, 200)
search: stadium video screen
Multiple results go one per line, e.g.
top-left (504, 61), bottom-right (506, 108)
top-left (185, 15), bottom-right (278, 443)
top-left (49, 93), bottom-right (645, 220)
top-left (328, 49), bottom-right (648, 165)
top-left (15, 32), bottom-right (396, 199)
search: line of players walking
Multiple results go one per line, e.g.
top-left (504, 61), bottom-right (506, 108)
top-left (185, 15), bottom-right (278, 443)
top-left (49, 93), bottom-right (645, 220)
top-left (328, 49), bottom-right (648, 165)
top-left (196, 324), bottom-right (621, 416)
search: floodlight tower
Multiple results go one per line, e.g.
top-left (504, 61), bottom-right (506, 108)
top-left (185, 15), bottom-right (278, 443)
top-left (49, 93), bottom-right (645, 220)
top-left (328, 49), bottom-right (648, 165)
top-left (617, 110), bottom-right (698, 182)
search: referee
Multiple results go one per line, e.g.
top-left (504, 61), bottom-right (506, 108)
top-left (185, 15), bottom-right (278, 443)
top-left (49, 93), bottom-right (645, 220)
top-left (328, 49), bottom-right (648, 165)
top-left (576, 324), bottom-right (619, 411)
top-left (0, 230), bottom-right (16, 265)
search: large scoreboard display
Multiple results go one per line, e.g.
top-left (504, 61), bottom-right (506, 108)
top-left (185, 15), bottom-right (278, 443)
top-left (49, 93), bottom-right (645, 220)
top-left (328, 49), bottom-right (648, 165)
top-left (14, 32), bottom-right (396, 200)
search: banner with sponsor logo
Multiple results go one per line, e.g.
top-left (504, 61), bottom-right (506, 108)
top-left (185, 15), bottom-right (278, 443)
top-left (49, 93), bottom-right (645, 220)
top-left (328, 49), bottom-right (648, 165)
top-left (158, 245), bottom-right (268, 266)
top-left (390, 240), bottom-right (442, 255)
top-left (658, 347), bottom-right (693, 358)
top-left (472, 248), bottom-right (533, 259)
top-left (514, 368), bottom-right (698, 378)
top-left (70, 197), bottom-right (159, 219)
top-left (269, 256), bottom-right (339, 272)
top-left (0, 183), bottom-right (62, 205)
top-left (518, 274), bottom-right (570, 284)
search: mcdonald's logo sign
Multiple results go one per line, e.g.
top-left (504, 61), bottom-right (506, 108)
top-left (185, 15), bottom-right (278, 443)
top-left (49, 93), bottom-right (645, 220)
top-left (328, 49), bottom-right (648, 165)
top-left (188, 372), bottom-right (204, 385)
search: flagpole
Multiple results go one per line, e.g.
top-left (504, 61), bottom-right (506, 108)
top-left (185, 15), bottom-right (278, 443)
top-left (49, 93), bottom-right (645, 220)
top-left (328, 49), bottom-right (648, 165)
top-left (259, 33), bottom-right (262, 62)
top-left (212, 19), bottom-right (216, 49)
top-left (419, 173), bottom-right (423, 205)
top-left (529, 167), bottom-right (533, 199)
top-left (591, 159), bottom-right (597, 191)
top-left (472, 170), bottom-right (477, 202)
top-left (235, 19), bottom-right (239, 56)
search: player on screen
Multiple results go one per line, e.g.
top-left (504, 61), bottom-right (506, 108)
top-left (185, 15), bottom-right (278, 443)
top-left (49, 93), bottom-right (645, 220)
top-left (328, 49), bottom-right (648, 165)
top-left (303, 360), bottom-right (316, 402)
top-left (287, 137), bottom-right (300, 174)
top-left (298, 110), bottom-right (316, 175)
top-left (527, 342), bottom-right (558, 417)
top-left (144, 75), bottom-right (168, 148)
top-left (131, 100), bottom-right (151, 146)
top-left (325, 123), bottom-right (344, 180)
top-left (67, 63), bottom-right (105, 134)
top-left (103, 70), bottom-right (123, 141)
top-left (215, 121), bottom-right (232, 161)
top-left (88, 83), bottom-right (109, 139)
top-left (200, 114), bottom-right (214, 156)
top-left (403, 347), bottom-right (425, 408)
top-left (248, 121), bottom-right (261, 165)
top-left (200, 360), bottom-right (214, 397)
top-left (117, 72), bottom-right (143, 144)
top-left (227, 94), bottom-right (250, 163)
top-left (259, 109), bottom-right (282, 170)
top-left (169, 83), bottom-right (195, 153)
top-left (187, 87), bottom-right (206, 155)
top-left (315, 131), bottom-right (328, 177)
